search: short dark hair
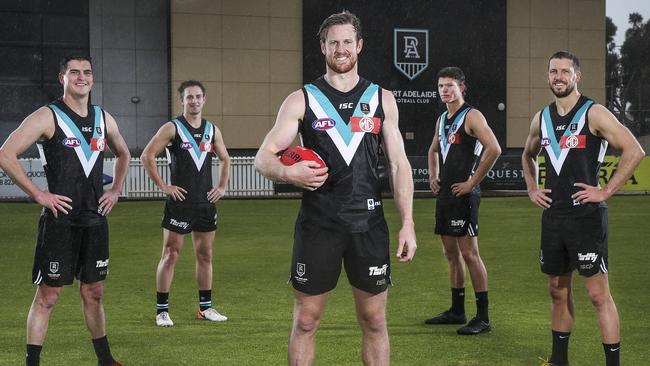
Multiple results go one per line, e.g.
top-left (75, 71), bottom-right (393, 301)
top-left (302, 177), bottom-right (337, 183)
top-left (548, 50), bottom-right (580, 71)
top-left (177, 80), bottom-right (206, 97)
top-left (436, 67), bottom-right (465, 84)
top-left (317, 10), bottom-right (362, 42)
top-left (59, 55), bottom-right (92, 74)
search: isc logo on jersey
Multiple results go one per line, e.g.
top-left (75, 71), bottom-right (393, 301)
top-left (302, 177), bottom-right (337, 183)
top-left (180, 142), bottom-right (194, 150)
top-left (312, 118), bottom-right (336, 131)
top-left (62, 137), bottom-right (81, 148)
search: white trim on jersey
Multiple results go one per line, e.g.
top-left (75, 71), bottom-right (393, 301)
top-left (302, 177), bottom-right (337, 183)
top-left (305, 88), bottom-right (379, 166)
top-left (173, 121), bottom-right (214, 171)
top-left (439, 108), bottom-right (470, 164)
top-left (52, 109), bottom-right (105, 177)
top-left (540, 109), bottom-right (587, 176)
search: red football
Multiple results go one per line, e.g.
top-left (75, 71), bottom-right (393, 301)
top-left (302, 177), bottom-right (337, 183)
top-left (279, 146), bottom-right (326, 169)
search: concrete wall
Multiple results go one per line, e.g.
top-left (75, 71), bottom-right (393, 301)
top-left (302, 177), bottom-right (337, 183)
top-left (90, 0), bottom-right (170, 151)
top-left (170, 0), bottom-right (302, 149)
top-left (507, 0), bottom-right (606, 148)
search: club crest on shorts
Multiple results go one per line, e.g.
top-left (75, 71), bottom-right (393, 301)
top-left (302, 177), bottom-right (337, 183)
top-left (296, 262), bottom-right (306, 277)
top-left (49, 261), bottom-right (59, 273)
top-left (394, 28), bottom-right (429, 80)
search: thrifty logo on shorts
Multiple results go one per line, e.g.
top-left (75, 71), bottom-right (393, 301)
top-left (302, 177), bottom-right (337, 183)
top-left (96, 259), bottom-right (109, 268)
top-left (578, 252), bottom-right (598, 263)
top-left (451, 219), bottom-right (466, 227)
top-left (368, 264), bottom-right (388, 276)
top-left (169, 219), bottom-right (189, 230)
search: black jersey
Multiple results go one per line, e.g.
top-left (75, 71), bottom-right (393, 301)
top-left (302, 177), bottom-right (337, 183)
top-left (37, 99), bottom-right (107, 224)
top-left (299, 76), bottom-right (385, 232)
top-left (539, 95), bottom-right (608, 209)
top-left (166, 116), bottom-right (215, 205)
top-left (437, 103), bottom-right (483, 198)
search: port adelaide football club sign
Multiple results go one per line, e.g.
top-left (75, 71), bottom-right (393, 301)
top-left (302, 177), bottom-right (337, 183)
top-left (393, 28), bottom-right (428, 81)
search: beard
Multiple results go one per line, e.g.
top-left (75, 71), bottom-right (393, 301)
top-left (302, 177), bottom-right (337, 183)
top-left (326, 53), bottom-right (357, 74)
top-left (549, 81), bottom-right (576, 98)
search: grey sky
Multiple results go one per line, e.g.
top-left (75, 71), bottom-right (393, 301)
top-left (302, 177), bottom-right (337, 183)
top-left (606, 0), bottom-right (650, 47)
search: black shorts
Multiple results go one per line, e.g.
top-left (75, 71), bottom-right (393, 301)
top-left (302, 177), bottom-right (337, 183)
top-left (434, 193), bottom-right (480, 237)
top-left (540, 204), bottom-right (608, 277)
top-left (290, 218), bottom-right (391, 295)
top-left (161, 202), bottom-right (217, 234)
top-left (32, 214), bottom-right (109, 286)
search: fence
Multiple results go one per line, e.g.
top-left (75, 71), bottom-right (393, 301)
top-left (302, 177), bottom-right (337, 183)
top-left (0, 156), bottom-right (276, 200)
top-left (122, 156), bottom-right (275, 198)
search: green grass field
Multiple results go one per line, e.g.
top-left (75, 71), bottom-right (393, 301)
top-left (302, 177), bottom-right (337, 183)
top-left (0, 196), bottom-right (649, 365)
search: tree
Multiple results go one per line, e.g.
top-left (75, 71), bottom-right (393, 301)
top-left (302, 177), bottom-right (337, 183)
top-left (618, 13), bottom-right (650, 135)
top-left (605, 17), bottom-right (622, 116)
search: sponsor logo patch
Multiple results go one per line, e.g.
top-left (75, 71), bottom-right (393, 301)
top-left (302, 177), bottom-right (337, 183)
top-left (200, 141), bottom-right (212, 152)
top-left (350, 116), bottom-right (381, 134)
top-left (169, 219), bottom-right (189, 230)
top-left (91, 138), bottom-right (105, 151)
top-left (451, 219), bottom-right (466, 227)
top-left (560, 135), bottom-right (586, 149)
top-left (368, 264), bottom-right (388, 276)
top-left (180, 142), bottom-right (193, 150)
top-left (446, 133), bottom-right (460, 144)
top-left (96, 259), bottom-right (109, 268)
top-left (578, 252), bottom-right (598, 263)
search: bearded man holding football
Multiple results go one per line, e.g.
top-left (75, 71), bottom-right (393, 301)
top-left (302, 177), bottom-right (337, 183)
top-left (255, 10), bottom-right (416, 366)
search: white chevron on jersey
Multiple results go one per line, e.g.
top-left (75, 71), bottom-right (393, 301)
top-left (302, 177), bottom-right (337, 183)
top-left (47, 106), bottom-right (105, 178)
top-left (438, 107), bottom-right (470, 163)
top-left (173, 120), bottom-right (214, 171)
top-left (540, 103), bottom-right (602, 175)
top-left (305, 87), bottom-right (379, 165)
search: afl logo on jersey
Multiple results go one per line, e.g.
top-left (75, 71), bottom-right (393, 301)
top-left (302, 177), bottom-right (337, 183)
top-left (312, 118), bottom-right (336, 131)
top-left (180, 142), bottom-right (194, 150)
top-left (62, 137), bottom-right (81, 148)
top-left (541, 137), bottom-right (551, 147)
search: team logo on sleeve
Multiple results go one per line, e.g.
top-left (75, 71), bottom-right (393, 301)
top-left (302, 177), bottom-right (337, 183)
top-left (62, 137), bottom-right (81, 148)
top-left (350, 116), bottom-right (381, 134)
top-left (312, 118), bottom-right (336, 131)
